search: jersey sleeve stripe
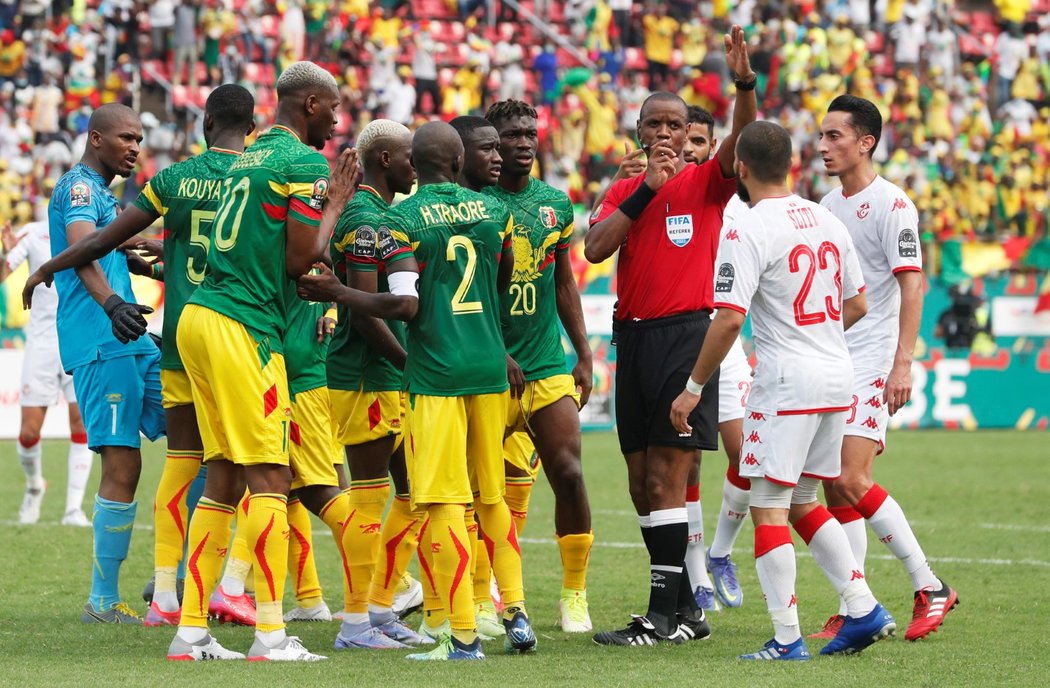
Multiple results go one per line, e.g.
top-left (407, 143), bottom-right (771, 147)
top-left (262, 202), bottom-right (289, 221)
top-left (713, 302), bottom-right (747, 314)
top-left (891, 266), bottom-right (922, 274)
top-left (268, 180), bottom-right (316, 198)
top-left (140, 183), bottom-right (167, 215)
top-left (289, 197), bottom-right (322, 223)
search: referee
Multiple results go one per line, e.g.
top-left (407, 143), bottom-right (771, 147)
top-left (585, 25), bottom-right (758, 646)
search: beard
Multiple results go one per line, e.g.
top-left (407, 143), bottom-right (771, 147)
top-left (735, 177), bottom-right (750, 204)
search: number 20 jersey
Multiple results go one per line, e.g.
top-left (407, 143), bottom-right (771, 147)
top-left (133, 147), bottom-right (241, 370)
top-left (712, 195), bottom-right (865, 415)
top-left (188, 126), bottom-right (330, 352)
top-left (384, 182), bottom-right (513, 396)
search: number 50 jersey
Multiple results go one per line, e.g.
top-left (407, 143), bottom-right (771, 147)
top-left (189, 125), bottom-right (331, 353)
top-left (384, 182), bottom-right (513, 397)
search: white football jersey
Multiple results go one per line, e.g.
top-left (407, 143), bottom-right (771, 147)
top-left (821, 176), bottom-right (922, 373)
top-left (713, 194), bottom-right (864, 414)
top-left (5, 221), bottom-right (59, 341)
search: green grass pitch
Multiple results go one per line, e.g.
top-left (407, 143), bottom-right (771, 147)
top-left (1, 430), bottom-right (1047, 686)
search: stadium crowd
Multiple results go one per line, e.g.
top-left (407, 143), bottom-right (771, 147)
top-left (0, 0), bottom-right (1048, 279)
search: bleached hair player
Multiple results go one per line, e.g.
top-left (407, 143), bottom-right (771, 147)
top-left (276, 60), bottom-right (339, 96)
top-left (355, 119), bottom-right (412, 163)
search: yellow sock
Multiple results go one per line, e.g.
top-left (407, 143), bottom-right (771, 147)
top-left (318, 491), bottom-right (352, 613)
top-left (179, 498), bottom-right (235, 628)
top-left (153, 450), bottom-right (203, 591)
top-left (246, 493), bottom-right (289, 632)
top-left (504, 476), bottom-right (533, 536)
top-left (369, 493), bottom-right (425, 608)
top-left (557, 531), bottom-right (594, 591)
top-left (224, 490), bottom-right (252, 591)
top-left (428, 504), bottom-right (474, 639)
top-left (475, 500), bottom-right (525, 612)
top-left (472, 518), bottom-right (493, 606)
top-left (417, 516), bottom-right (447, 627)
top-left (343, 478), bottom-right (389, 613)
top-left (286, 497), bottom-right (323, 608)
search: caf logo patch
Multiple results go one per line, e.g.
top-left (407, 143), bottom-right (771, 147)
top-left (353, 226), bottom-right (376, 257)
top-left (715, 263), bottom-right (735, 292)
top-left (309, 178), bottom-right (329, 210)
top-left (70, 182), bottom-right (91, 208)
top-left (377, 226), bottom-right (399, 259)
top-left (539, 206), bottom-right (557, 229)
top-left (897, 228), bottom-right (918, 258)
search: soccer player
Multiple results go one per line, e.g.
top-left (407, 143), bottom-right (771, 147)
top-left (44, 103), bottom-right (165, 623)
top-left (478, 102), bottom-right (597, 634)
top-left (816, 94), bottom-right (958, 641)
top-left (166, 61), bottom-right (355, 661)
top-left (680, 105), bottom-right (750, 611)
top-left (325, 118), bottom-right (431, 648)
top-left (585, 25), bottom-right (755, 646)
top-left (298, 121), bottom-right (536, 661)
top-left (25, 85), bottom-right (259, 627)
top-left (670, 120), bottom-right (896, 660)
top-left (2, 219), bottom-right (93, 527)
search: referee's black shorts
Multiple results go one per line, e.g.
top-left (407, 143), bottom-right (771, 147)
top-left (614, 310), bottom-right (720, 455)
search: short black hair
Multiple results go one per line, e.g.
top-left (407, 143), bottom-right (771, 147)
top-left (484, 99), bottom-right (537, 128)
top-left (686, 105), bottom-right (714, 131)
top-left (639, 91), bottom-right (687, 119)
top-left (827, 94), bottom-right (882, 155)
top-left (450, 115), bottom-right (496, 142)
top-left (736, 120), bottom-right (792, 183)
top-left (206, 84), bottom-right (255, 129)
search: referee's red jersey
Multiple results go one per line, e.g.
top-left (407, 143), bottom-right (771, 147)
top-left (590, 159), bottom-right (736, 322)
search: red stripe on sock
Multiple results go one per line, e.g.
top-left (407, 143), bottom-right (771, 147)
top-left (382, 520), bottom-right (419, 589)
top-left (447, 526), bottom-right (470, 607)
top-left (254, 514), bottom-right (277, 600)
top-left (726, 464), bottom-right (751, 490)
top-left (18, 435), bottom-right (40, 448)
top-left (686, 483), bottom-right (700, 502)
top-left (417, 518), bottom-right (437, 592)
top-left (506, 520), bottom-right (521, 556)
top-left (166, 481), bottom-right (192, 541)
top-left (829, 505), bottom-right (864, 524)
top-left (187, 532), bottom-right (211, 617)
top-left (754, 524), bottom-right (793, 558)
top-left (793, 505), bottom-right (834, 545)
top-left (289, 523), bottom-right (311, 589)
top-left (855, 483), bottom-right (889, 520)
top-left (71, 432), bottom-right (88, 445)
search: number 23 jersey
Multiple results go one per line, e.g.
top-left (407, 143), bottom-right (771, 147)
top-left (385, 182), bottom-right (513, 396)
top-left (712, 195), bottom-right (865, 415)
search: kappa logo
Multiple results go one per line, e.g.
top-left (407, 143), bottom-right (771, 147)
top-left (715, 263), bottom-right (735, 293)
top-left (724, 228), bottom-right (740, 242)
top-left (862, 417), bottom-right (879, 430)
top-left (539, 205), bottom-right (557, 229)
top-left (748, 411), bottom-right (765, 421)
top-left (856, 202), bottom-right (870, 220)
top-left (850, 570), bottom-right (865, 581)
top-left (898, 228), bottom-right (918, 257)
top-left (788, 595), bottom-right (798, 608)
top-left (746, 431), bottom-right (762, 444)
top-left (871, 377), bottom-right (886, 389)
top-left (891, 197), bottom-right (909, 212)
top-left (865, 395), bottom-right (882, 409)
top-left (742, 453), bottom-right (759, 466)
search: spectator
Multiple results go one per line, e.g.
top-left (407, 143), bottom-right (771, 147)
top-left (171, 0), bottom-right (200, 88)
top-left (412, 22), bottom-right (439, 114)
top-left (609, 0), bottom-right (633, 46)
top-left (149, 1), bottom-right (176, 61)
top-left (642, 2), bottom-right (678, 90)
top-left (993, 24), bottom-right (1029, 108)
top-left (533, 42), bottom-right (559, 105)
top-left (0, 30), bottom-right (25, 86)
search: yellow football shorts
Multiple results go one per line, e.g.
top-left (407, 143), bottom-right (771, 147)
top-left (290, 385), bottom-right (340, 490)
top-left (177, 304), bottom-right (290, 466)
top-left (406, 392), bottom-right (508, 508)
top-left (160, 368), bottom-right (194, 408)
top-left (506, 374), bottom-right (580, 434)
top-left (330, 386), bottom-right (404, 447)
top-left (504, 431), bottom-right (540, 479)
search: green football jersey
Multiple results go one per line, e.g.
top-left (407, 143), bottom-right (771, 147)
top-left (483, 178), bottom-right (574, 380)
top-left (284, 290), bottom-right (329, 396)
top-left (189, 126), bottom-right (330, 352)
top-left (327, 185), bottom-right (412, 392)
top-left (387, 182), bottom-right (512, 396)
top-left (133, 147), bottom-right (240, 370)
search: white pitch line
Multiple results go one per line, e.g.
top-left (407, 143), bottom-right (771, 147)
top-left (978, 523), bottom-right (1050, 534)
top-left (518, 537), bottom-right (1050, 568)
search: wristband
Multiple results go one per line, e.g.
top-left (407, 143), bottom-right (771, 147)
top-left (150, 262), bottom-right (164, 281)
top-left (618, 183), bottom-right (657, 220)
top-left (734, 75), bottom-right (757, 91)
top-left (685, 377), bottom-right (704, 395)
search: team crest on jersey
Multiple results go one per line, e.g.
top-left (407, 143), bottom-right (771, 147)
top-left (666, 214), bottom-right (694, 247)
top-left (70, 182), bottom-right (91, 207)
top-left (897, 228), bottom-right (918, 258)
top-left (856, 202), bottom-right (870, 220)
top-left (353, 226), bottom-right (376, 257)
top-left (309, 178), bottom-right (329, 210)
top-left (715, 263), bottom-right (735, 292)
top-left (539, 206), bottom-right (557, 229)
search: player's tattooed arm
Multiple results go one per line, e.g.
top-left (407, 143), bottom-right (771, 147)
top-left (554, 249), bottom-right (593, 407)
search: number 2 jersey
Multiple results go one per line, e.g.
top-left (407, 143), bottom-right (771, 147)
top-left (483, 178), bottom-right (573, 381)
top-left (188, 126), bottom-right (330, 353)
top-left (713, 194), bottom-right (865, 415)
top-left (384, 182), bottom-right (513, 396)
top-left (820, 176), bottom-right (922, 374)
top-left (133, 147), bottom-right (241, 370)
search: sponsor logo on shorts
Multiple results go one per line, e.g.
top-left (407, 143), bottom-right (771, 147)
top-left (353, 227), bottom-right (377, 258)
top-left (871, 377), bottom-right (885, 389)
top-left (539, 206), bottom-right (557, 229)
top-left (742, 453), bottom-right (759, 466)
top-left (666, 214), bottom-right (694, 247)
top-left (897, 228), bottom-right (918, 257)
top-left (856, 202), bottom-right (870, 220)
top-left (70, 182), bottom-right (91, 208)
top-left (862, 416), bottom-right (879, 430)
top-left (748, 411), bottom-right (765, 421)
top-left (865, 395), bottom-right (882, 409)
top-left (746, 431), bottom-right (762, 443)
top-left (715, 263), bottom-right (735, 293)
